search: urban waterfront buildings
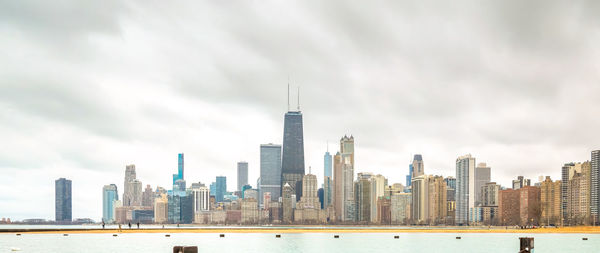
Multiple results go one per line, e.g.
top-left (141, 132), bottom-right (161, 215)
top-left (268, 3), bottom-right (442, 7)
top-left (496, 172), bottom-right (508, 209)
top-left (215, 176), bottom-right (227, 203)
top-left (102, 184), bottom-right (118, 223)
top-left (237, 161), bottom-right (248, 192)
top-left (474, 163), bottom-right (491, 206)
top-left (123, 165), bottom-right (142, 206)
top-left (55, 178), bottom-right (72, 222)
top-left (592, 150), bottom-right (600, 223)
top-left (540, 176), bottom-right (561, 225)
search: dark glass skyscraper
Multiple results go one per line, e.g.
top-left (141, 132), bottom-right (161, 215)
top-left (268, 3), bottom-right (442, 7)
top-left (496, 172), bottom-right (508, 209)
top-left (281, 111), bottom-right (305, 200)
top-left (55, 178), bottom-right (72, 222)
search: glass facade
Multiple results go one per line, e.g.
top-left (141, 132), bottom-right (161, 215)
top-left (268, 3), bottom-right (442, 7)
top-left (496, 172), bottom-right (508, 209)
top-left (281, 111), bottom-right (305, 200)
top-left (215, 176), bottom-right (227, 202)
top-left (102, 184), bottom-right (118, 223)
top-left (237, 162), bottom-right (249, 192)
top-left (260, 144), bottom-right (282, 205)
top-left (55, 178), bottom-right (72, 222)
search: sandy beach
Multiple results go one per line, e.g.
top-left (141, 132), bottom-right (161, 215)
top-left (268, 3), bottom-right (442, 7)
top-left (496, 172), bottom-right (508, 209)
top-left (3, 226), bottom-right (600, 234)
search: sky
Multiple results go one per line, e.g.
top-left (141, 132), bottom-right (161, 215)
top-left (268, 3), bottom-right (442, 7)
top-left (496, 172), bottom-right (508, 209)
top-left (1, 0), bottom-right (599, 221)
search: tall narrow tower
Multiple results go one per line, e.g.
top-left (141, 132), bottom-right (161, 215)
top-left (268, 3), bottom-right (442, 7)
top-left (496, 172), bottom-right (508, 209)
top-left (281, 86), bottom-right (305, 201)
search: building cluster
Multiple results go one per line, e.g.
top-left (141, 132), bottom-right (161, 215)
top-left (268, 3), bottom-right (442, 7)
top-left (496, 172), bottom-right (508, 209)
top-left (51, 101), bottom-right (600, 226)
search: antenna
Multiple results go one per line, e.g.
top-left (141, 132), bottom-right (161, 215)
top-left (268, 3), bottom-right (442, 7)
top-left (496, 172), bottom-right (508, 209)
top-left (297, 86), bottom-right (300, 111)
top-left (287, 77), bottom-right (290, 111)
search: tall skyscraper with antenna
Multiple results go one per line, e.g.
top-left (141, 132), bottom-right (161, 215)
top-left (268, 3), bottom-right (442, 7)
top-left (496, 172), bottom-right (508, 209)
top-left (281, 82), bottom-right (305, 201)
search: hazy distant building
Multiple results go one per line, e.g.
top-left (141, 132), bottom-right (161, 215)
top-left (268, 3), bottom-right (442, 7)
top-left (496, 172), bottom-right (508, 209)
top-left (370, 174), bottom-right (386, 223)
top-left (481, 182), bottom-right (500, 207)
top-left (512, 176), bottom-right (530, 190)
top-left (333, 152), bottom-right (344, 221)
top-left (592, 150), bottom-right (600, 223)
top-left (154, 194), bottom-right (168, 223)
top-left (215, 176), bottom-right (227, 202)
top-left (193, 186), bottom-right (210, 213)
top-left (142, 185), bottom-right (154, 208)
top-left (123, 165), bottom-right (142, 206)
top-left (455, 154), bottom-right (476, 225)
top-left (259, 144), bottom-right (282, 206)
top-left (295, 174), bottom-right (327, 223)
top-left (355, 177), bottom-right (371, 223)
top-left (55, 178), bottom-right (72, 222)
top-left (567, 161), bottom-right (591, 225)
top-left (428, 175), bottom-right (447, 224)
top-left (340, 135), bottom-right (356, 221)
top-left (102, 184), bottom-right (118, 223)
top-left (281, 110), bottom-right (305, 201)
top-left (541, 176), bottom-right (561, 225)
top-left (411, 175), bottom-right (428, 224)
top-left (282, 183), bottom-right (294, 223)
top-left (391, 192), bottom-right (411, 224)
top-left (323, 150), bottom-right (333, 209)
top-left (412, 154), bottom-right (424, 178)
top-left (172, 153), bottom-right (184, 187)
top-left (474, 163), bottom-right (491, 206)
top-left (241, 198), bottom-right (259, 224)
top-left (237, 161), bottom-right (248, 192)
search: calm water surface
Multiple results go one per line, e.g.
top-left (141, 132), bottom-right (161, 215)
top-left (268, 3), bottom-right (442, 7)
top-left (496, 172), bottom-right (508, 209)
top-left (1, 232), bottom-right (599, 253)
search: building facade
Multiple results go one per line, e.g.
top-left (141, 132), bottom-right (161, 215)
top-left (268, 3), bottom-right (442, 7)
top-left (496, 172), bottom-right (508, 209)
top-left (55, 178), bottom-right (72, 222)
top-left (455, 154), bottom-right (476, 225)
top-left (281, 111), bottom-right (305, 201)
top-left (102, 184), bottom-right (118, 223)
top-left (259, 144), bottom-right (282, 206)
top-left (237, 161), bottom-right (248, 192)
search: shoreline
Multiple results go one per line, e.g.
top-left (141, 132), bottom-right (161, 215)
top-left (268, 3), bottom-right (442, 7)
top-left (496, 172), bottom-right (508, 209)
top-left (3, 226), bottom-right (600, 234)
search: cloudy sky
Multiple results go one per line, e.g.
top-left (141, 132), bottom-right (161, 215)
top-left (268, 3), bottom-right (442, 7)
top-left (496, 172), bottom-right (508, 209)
top-left (1, 1), bottom-right (599, 221)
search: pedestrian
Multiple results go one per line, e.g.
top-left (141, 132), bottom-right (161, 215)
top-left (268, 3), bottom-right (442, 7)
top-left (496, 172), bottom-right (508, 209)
top-left (128, 222), bottom-right (131, 229)
top-left (137, 222), bottom-right (140, 229)
top-left (102, 221), bottom-right (105, 229)
top-left (118, 224), bottom-right (122, 232)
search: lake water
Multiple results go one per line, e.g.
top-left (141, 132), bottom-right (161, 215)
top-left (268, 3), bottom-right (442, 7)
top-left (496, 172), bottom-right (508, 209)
top-left (1, 231), bottom-right (599, 253)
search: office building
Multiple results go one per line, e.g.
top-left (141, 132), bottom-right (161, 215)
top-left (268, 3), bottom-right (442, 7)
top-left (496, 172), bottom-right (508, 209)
top-left (412, 154), bottom-right (424, 178)
top-left (142, 185), bottom-right (153, 208)
top-left (55, 178), bottom-right (72, 222)
top-left (341, 135), bottom-right (355, 221)
top-left (237, 161), bottom-right (248, 192)
top-left (281, 110), bottom-right (305, 201)
top-left (455, 154), bottom-right (476, 225)
top-left (259, 144), bottom-right (282, 205)
top-left (592, 150), bottom-right (600, 223)
top-left (172, 153), bottom-right (184, 187)
top-left (540, 176), bottom-right (561, 225)
top-left (215, 176), bottom-right (227, 202)
top-left (474, 163), bottom-right (491, 206)
top-left (391, 192), bottom-right (411, 224)
top-left (102, 184), bottom-right (118, 223)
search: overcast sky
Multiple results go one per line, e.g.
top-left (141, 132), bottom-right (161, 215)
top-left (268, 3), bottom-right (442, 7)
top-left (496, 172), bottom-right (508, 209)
top-left (1, 1), bottom-right (599, 221)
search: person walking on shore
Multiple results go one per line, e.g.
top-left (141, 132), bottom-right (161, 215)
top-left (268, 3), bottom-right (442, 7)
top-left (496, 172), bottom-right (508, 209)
top-left (102, 221), bottom-right (105, 229)
top-left (136, 222), bottom-right (139, 229)
top-left (118, 224), bottom-right (122, 232)
top-left (128, 222), bottom-right (131, 229)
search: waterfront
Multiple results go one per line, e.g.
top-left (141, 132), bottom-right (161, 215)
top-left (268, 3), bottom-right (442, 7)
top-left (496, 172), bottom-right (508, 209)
top-left (1, 232), bottom-right (599, 252)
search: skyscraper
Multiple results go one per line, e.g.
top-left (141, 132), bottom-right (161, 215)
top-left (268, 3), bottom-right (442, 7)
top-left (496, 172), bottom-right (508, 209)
top-left (411, 175), bottom-right (428, 223)
top-left (412, 154), bottom-right (424, 178)
top-left (215, 176), bottom-right (227, 202)
top-left (341, 135), bottom-right (355, 221)
top-left (237, 161), bottom-right (249, 192)
top-left (281, 110), bottom-right (305, 201)
top-left (102, 184), bottom-right (118, 223)
top-left (592, 150), bottom-right (600, 224)
top-left (142, 184), bottom-right (153, 207)
top-left (455, 154), bottom-right (476, 225)
top-left (474, 163), bottom-right (491, 206)
top-left (173, 153), bottom-right (184, 186)
top-left (323, 149), bottom-right (333, 209)
top-left (260, 144), bottom-right (282, 205)
top-left (333, 152), bottom-right (344, 221)
top-left (406, 164), bottom-right (414, 188)
top-left (123, 164), bottom-right (142, 206)
top-left (540, 176), bottom-right (561, 225)
top-left (324, 151), bottom-right (332, 178)
top-left (55, 178), bottom-right (72, 222)
top-left (192, 186), bottom-right (210, 212)
top-left (355, 177), bottom-right (371, 222)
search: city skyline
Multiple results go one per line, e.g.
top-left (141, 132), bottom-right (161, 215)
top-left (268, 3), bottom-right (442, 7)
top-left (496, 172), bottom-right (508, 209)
top-left (2, 1), bottom-right (600, 221)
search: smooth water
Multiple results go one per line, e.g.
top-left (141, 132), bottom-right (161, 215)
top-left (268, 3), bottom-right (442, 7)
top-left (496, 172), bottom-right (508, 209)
top-left (1, 232), bottom-right (598, 253)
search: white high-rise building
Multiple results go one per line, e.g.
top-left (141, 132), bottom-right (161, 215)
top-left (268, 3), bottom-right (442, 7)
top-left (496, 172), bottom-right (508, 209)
top-left (455, 154), bottom-right (476, 225)
top-left (591, 150), bottom-right (600, 223)
top-left (193, 186), bottom-right (210, 212)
